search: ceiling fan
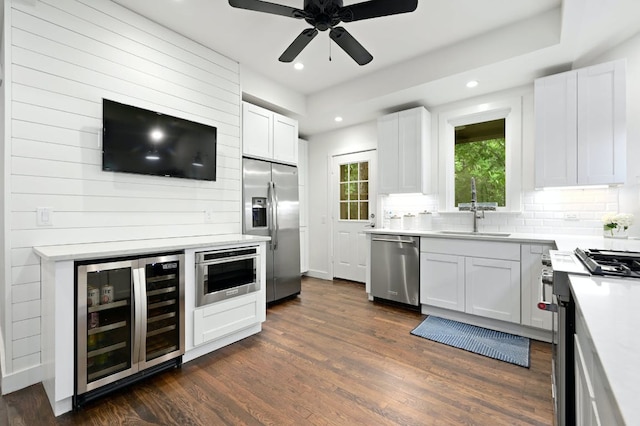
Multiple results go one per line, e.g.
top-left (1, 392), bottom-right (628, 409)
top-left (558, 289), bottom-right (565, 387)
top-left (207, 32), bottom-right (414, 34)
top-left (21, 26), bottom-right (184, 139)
top-left (228, 0), bottom-right (419, 66)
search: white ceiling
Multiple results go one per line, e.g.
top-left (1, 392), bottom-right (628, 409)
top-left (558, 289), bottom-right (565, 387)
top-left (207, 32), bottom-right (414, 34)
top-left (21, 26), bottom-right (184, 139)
top-left (112, 0), bottom-right (640, 137)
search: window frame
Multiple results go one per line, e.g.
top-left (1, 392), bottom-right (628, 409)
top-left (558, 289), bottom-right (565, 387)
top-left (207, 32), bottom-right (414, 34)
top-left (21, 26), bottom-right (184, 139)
top-left (338, 160), bottom-right (370, 222)
top-left (438, 97), bottom-right (522, 212)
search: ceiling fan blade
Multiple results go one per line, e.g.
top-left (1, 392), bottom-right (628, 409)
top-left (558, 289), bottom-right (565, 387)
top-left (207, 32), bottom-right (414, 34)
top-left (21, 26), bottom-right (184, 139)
top-left (279, 28), bottom-right (319, 62)
top-left (228, 0), bottom-right (305, 19)
top-left (339, 0), bottom-right (418, 22)
top-left (329, 27), bottom-right (373, 66)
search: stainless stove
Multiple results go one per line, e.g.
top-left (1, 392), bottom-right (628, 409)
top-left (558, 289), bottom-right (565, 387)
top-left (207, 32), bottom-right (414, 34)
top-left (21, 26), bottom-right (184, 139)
top-left (575, 248), bottom-right (640, 278)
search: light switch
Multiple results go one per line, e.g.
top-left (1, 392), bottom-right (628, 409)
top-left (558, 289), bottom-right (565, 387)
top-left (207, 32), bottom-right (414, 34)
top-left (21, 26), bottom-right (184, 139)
top-left (36, 207), bottom-right (53, 226)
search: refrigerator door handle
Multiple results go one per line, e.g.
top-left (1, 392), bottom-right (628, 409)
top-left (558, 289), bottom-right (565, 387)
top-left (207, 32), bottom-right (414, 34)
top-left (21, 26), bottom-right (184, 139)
top-left (270, 181), bottom-right (279, 250)
top-left (132, 267), bottom-right (144, 367)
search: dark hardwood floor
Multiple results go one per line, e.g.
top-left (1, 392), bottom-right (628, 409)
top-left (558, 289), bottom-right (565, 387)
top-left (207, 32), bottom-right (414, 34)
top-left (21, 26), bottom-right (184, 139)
top-left (0, 277), bottom-right (553, 425)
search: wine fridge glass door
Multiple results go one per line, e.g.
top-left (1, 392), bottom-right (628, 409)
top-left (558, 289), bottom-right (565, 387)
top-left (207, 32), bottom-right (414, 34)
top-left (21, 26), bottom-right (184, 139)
top-left (138, 254), bottom-right (185, 369)
top-left (77, 260), bottom-right (137, 394)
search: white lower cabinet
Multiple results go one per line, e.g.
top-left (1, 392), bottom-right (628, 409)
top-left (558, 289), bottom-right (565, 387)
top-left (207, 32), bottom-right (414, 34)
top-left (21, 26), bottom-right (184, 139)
top-left (420, 252), bottom-right (465, 312)
top-left (420, 238), bottom-right (521, 324)
top-left (193, 292), bottom-right (264, 346)
top-left (575, 338), bottom-right (600, 426)
top-left (465, 257), bottom-right (520, 323)
top-left (575, 305), bottom-right (623, 426)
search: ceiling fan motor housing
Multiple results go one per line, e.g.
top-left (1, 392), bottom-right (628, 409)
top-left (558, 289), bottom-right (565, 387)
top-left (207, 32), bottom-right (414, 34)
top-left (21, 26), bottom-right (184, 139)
top-left (304, 0), bottom-right (344, 31)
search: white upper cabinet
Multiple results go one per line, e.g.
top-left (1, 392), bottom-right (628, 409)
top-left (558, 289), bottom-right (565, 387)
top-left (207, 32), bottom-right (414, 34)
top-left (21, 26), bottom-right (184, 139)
top-left (535, 59), bottom-right (626, 187)
top-left (576, 61), bottom-right (626, 185)
top-left (377, 106), bottom-right (430, 194)
top-left (273, 114), bottom-right (299, 165)
top-left (242, 102), bottom-right (298, 165)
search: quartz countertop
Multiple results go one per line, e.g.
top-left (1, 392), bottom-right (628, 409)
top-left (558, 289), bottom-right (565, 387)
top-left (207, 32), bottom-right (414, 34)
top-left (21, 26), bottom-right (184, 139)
top-left (33, 234), bottom-right (271, 261)
top-left (365, 228), bottom-right (640, 251)
top-left (570, 275), bottom-right (640, 425)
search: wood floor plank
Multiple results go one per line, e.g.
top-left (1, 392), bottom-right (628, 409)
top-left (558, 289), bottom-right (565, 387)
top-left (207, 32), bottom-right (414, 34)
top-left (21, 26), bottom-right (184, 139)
top-left (0, 277), bottom-right (553, 425)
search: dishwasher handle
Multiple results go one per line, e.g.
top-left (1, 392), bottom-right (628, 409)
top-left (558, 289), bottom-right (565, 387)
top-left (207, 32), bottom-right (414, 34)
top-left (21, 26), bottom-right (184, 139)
top-left (372, 237), bottom-right (416, 244)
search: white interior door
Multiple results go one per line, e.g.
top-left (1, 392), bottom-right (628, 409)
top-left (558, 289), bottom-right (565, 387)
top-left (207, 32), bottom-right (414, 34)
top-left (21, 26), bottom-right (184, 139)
top-left (332, 151), bottom-right (377, 282)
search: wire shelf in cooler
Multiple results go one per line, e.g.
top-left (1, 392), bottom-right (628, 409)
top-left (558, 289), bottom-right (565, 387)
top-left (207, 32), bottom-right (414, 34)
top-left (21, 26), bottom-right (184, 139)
top-left (146, 345), bottom-right (178, 361)
top-left (146, 274), bottom-right (176, 284)
top-left (87, 341), bottom-right (126, 358)
top-left (88, 299), bottom-right (128, 313)
top-left (87, 362), bottom-right (128, 382)
top-left (147, 312), bottom-right (176, 324)
top-left (88, 320), bottom-right (127, 336)
top-left (147, 299), bottom-right (176, 310)
top-left (146, 324), bottom-right (176, 338)
top-left (146, 286), bottom-right (177, 297)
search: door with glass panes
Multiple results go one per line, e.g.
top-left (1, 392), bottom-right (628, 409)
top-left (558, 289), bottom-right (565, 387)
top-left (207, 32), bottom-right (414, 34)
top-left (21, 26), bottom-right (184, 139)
top-left (332, 150), bottom-right (377, 282)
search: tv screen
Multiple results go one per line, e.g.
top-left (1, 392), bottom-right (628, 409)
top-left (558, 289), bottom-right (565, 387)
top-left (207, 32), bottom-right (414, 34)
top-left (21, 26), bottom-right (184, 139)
top-left (102, 99), bottom-right (217, 181)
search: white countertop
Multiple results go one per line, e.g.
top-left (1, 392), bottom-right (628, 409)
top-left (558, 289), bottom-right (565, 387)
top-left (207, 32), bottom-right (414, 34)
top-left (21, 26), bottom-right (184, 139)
top-left (570, 275), bottom-right (640, 425)
top-left (365, 228), bottom-right (640, 251)
top-left (33, 234), bottom-right (271, 261)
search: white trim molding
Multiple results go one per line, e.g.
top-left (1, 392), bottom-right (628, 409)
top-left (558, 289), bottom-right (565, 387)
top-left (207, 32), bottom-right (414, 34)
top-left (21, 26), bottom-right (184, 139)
top-left (438, 97), bottom-right (523, 212)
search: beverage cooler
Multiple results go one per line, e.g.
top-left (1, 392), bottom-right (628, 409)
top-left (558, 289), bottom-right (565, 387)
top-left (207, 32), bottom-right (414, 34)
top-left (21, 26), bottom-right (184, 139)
top-left (74, 252), bottom-right (185, 407)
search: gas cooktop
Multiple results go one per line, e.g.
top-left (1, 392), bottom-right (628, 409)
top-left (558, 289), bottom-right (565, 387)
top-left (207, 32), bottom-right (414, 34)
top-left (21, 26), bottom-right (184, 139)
top-left (575, 248), bottom-right (640, 278)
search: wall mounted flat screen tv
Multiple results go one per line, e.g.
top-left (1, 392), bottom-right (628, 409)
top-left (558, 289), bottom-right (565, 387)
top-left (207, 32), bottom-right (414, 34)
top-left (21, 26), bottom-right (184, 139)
top-left (102, 99), bottom-right (217, 181)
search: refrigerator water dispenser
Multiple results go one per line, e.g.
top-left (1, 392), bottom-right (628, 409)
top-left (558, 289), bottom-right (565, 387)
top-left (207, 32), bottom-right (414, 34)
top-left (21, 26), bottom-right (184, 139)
top-left (252, 197), bottom-right (267, 228)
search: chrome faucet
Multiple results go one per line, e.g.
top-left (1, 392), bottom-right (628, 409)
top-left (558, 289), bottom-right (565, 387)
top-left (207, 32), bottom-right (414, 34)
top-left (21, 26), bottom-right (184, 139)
top-left (470, 177), bottom-right (484, 232)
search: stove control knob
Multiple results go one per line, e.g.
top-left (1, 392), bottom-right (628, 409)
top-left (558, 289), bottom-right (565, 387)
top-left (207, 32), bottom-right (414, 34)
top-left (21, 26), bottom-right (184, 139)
top-left (541, 268), bottom-right (554, 285)
top-left (541, 254), bottom-right (552, 267)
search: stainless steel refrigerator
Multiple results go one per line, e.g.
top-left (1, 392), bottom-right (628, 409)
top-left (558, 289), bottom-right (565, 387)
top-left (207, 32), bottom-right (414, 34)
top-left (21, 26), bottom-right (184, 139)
top-left (243, 158), bottom-right (301, 303)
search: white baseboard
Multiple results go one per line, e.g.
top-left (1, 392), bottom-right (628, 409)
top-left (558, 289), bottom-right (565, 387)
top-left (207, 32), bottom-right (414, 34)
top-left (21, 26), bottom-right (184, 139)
top-left (305, 269), bottom-right (331, 281)
top-left (1, 364), bottom-right (42, 395)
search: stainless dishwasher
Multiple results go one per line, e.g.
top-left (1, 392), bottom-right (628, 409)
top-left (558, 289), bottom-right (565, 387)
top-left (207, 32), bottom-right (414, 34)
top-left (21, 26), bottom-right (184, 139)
top-left (370, 234), bottom-right (420, 306)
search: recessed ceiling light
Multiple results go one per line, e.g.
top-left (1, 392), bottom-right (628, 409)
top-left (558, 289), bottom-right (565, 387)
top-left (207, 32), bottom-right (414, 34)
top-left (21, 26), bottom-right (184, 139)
top-left (466, 80), bottom-right (479, 88)
top-left (334, 116), bottom-right (343, 122)
top-left (294, 62), bottom-right (304, 70)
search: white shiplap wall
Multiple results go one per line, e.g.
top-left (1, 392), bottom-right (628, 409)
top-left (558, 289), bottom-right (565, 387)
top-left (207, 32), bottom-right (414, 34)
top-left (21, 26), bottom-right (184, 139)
top-left (3, 0), bottom-right (241, 387)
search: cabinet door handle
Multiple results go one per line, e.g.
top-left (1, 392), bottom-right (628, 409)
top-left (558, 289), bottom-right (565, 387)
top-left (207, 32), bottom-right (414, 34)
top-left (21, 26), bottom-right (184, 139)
top-left (372, 237), bottom-right (415, 244)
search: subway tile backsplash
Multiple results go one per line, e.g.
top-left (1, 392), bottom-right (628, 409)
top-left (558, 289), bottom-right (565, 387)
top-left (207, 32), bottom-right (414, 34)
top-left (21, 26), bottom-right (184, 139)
top-left (380, 187), bottom-right (625, 236)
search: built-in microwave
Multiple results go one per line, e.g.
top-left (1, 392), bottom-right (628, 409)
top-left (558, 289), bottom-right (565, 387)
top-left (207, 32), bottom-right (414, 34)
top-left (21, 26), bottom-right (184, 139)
top-left (195, 246), bottom-right (260, 307)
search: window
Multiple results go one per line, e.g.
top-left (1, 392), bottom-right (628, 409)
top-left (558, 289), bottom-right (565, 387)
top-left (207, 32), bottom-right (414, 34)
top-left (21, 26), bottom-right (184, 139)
top-left (454, 119), bottom-right (506, 207)
top-left (438, 97), bottom-right (522, 212)
top-left (339, 161), bottom-right (369, 220)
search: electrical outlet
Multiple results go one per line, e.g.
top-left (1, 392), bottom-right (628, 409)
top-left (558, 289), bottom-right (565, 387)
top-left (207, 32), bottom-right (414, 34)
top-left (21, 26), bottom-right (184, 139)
top-left (204, 209), bottom-right (214, 223)
top-left (36, 207), bottom-right (53, 226)
top-left (564, 213), bottom-right (579, 221)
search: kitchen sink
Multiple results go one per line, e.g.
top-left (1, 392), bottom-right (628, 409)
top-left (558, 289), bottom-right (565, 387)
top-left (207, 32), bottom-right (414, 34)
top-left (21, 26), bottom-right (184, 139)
top-left (437, 230), bottom-right (511, 237)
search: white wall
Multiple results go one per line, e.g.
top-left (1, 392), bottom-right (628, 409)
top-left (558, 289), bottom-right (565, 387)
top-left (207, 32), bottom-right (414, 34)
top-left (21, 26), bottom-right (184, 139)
top-left (307, 122), bottom-right (377, 280)
top-left (1, 0), bottom-right (241, 392)
top-left (1, 0), bottom-right (7, 393)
